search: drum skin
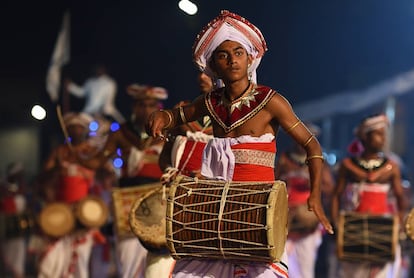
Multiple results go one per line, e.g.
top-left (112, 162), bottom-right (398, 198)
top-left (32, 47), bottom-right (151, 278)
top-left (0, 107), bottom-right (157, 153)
top-left (39, 202), bottom-right (75, 238)
top-left (129, 186), bottom-right (168, 251)
top-left (75, 196), bottom-right (109, 229)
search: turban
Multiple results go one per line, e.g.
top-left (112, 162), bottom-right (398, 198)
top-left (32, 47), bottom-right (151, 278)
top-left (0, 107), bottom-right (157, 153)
top-left (192, 10), bottom-right (267, 84)
top-left (126, 84), bottom-right (168, 101)
top-left (63, 112), bottom-right (93, 129)
top-left (355, 114), bottom-right (389, 139)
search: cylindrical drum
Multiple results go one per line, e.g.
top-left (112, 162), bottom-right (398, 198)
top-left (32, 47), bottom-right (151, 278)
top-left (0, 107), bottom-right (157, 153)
top-left (166, 176), bottom-right (288, 262)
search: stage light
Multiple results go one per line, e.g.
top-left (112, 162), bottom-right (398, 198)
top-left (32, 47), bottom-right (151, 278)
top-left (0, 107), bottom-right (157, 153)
top-left (31, 104), bottom-right (46, 120)
top-left (89, 120), bottom-right (99, 132)
top-left (178, 0), bottom-right (198, 15)
top-left (113, 157), bottom-right (123, 168)
top-left (111, 122), bottom-right (120, 132)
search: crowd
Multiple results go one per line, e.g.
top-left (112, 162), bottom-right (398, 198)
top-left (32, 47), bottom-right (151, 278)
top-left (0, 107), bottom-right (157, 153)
top-left (1, 10), bottom-right (414, 278)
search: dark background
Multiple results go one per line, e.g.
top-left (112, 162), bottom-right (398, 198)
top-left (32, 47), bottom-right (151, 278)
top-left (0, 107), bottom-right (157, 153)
top-left (2, 0), bottom-right (414, 178)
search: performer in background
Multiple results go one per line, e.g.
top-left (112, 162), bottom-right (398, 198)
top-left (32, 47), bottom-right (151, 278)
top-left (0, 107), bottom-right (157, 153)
top-left (65, 64), bottom-right (125, 123)
top-left (147, 10), bottom-right (333, 278)
top-left (37, 112), bottom-right (107, 278)
top-left (275, 123), bottom-right (334, 278)
top-left (331, 114), bottom-right (406, 278)
top-left (0, 162), bottom-right (29, 278)
top-left (76, 84), bottom-right (168, 278)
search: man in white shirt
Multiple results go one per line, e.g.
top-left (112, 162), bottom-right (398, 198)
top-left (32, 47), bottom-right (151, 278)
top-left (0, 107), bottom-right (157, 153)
top-left (66, 64), bottom-right (125, 123)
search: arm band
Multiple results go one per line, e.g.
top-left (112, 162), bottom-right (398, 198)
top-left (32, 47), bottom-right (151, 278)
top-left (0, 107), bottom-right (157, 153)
top-left (179, 106), bottom-right (187, 124)
top-left (305, 155), bottom-right (324, 164)
top-left (160, 109), bottom-right (174, 129)
top-left (303, 135), bottom-right (315, 147)
top-left (286, 120), bottom-right (301, 133)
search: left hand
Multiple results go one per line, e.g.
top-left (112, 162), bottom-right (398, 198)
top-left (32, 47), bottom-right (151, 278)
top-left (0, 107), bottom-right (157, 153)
top-left (307, 192), bottom-right (334, 234)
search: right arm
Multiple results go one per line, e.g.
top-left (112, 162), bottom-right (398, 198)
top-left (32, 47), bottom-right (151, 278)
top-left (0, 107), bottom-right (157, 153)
top-left (146, 94), bottom-right (207, 138)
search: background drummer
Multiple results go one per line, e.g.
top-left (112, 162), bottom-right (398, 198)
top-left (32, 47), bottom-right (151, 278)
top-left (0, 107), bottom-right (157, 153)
top-left (275, 123), bottom-right (334, 278)
top-left (0, 162), bottom-right (29, 278)
top-left (331, 114), bottom-right (407, 277)
top-left (36, 112), bottom-right (108, 278)
top-left (76, 84), bottom-right (168, 278)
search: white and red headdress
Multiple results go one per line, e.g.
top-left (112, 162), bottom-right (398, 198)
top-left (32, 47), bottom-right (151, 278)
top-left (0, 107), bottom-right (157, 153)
top-left (192, 10), bottom-right (267, 84)
top-left (126, 84), bottom-right (168, 101)
top-left (63, 112), bottom-right (93, 129)
top-left (355, 114), bottom-right (389, 139)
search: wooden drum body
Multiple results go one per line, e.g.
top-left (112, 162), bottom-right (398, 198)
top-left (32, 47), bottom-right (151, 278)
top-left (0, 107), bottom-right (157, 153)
top-left (166, 176), bottom-right (288, 262)
top-left (337, 211), bottom-right (398, 263)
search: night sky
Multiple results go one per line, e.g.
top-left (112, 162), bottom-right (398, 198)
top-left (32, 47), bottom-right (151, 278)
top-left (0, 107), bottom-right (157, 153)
top-left (2, 0), bottom-right (414, 176)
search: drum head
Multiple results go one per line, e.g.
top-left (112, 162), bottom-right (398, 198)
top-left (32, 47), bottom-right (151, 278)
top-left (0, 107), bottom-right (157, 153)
top-left (75, 196), bottom-right (109, 228)
top-left (129, 187), bottom-right (167, 250)
top-left (39, 202), bottom-right (75, 237)
top-left (405, 208), bottom-right (414, 241)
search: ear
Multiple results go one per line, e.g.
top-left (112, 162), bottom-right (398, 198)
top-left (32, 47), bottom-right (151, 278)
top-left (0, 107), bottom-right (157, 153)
top-left (209, 59), bottom-right (219, 78)
top-left (247, 54), bottom-right (253, 67)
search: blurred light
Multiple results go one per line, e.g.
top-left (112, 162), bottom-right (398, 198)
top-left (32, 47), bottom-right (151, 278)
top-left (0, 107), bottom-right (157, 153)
top-left (113, 157), bottom-right (123, 168)
top-left (178, 0), bottom-right (198, 15)
top-left (89, 121), bottom-right (99, 132)
top-left (116, 148), bottom-right (122, 157)
top-left (111, 122), bottom-right (120, 132)
top-left (325, 152), bottom-right (337, 166)
top-left (31, 105), bottom-right (46, 120)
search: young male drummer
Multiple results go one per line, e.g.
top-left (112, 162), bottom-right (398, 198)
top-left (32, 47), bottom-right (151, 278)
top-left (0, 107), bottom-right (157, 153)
top-left (331, 114), bottom-right (406, 277)
top-left (147, 10), bottom-right (333, 278)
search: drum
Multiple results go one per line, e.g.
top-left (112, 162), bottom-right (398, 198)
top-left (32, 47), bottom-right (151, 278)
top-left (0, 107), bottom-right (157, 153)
top-left (166, 176), bottom-right (288, 262)
top-left (337, 211), bottom-right (398, 263)
top-left (39, 202), bottom-right (75, 238)
top-left (75, 196), bottom-right (109, 229)
top-left (129, 186), bottom-right (168, 251)
top-left (0, 213), bottom-right (35, 239)
top-left (405, 207), bottom-right (414, 241)
top-left (288, 204), bottom-right (319, 235)
top-left (112, 183), bottom-right (162, 239)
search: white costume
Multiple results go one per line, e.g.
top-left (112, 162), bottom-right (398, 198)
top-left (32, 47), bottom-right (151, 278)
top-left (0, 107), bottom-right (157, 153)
top-left (68, 74), bottom-right (125, 123)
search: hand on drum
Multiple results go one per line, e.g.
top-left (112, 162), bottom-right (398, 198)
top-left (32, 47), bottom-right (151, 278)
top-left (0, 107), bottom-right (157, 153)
top-left (307, 193), bottom-right (334, 234)
top-left (160, 167), bottom-right (179, 185)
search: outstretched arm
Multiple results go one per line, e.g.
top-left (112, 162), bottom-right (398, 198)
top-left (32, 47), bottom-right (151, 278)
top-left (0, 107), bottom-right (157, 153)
top-left (269, 93), bottom-right (333, 234)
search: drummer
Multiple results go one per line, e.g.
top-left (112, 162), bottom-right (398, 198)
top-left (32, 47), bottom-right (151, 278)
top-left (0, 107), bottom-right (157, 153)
top-left (37, 112), bottom-right (108, 278)
top-left (0, 162), bottom-right (29, 278)
top-left (76, 85), bottom-right (168, 278)
top-left (147, 10), bottom-right (332, 278)
top-left (331, 114), bottom-right (406, 277)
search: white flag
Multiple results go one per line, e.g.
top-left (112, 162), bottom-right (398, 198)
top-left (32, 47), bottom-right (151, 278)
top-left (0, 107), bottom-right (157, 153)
top-left (46, 11), bottom-right (70, 102)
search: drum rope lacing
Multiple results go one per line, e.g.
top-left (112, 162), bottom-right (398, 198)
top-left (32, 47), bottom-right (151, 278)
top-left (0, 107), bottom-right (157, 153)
top-left (169, 179), bottom-right (275, 256)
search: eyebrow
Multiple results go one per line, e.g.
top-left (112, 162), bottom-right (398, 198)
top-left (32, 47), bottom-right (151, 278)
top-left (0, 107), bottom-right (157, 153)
top-left (215, 46), bottom-right (245, 54)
